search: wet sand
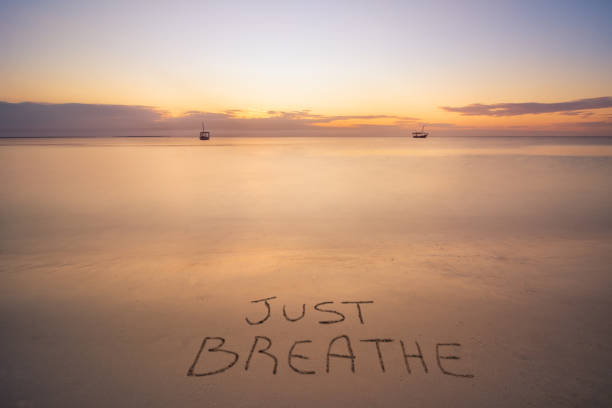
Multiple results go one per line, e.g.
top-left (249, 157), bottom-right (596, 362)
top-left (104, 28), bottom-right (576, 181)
top-left (1, 137), bottom-right (611, 407)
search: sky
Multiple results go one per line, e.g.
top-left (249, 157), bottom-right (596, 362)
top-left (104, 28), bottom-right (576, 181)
top-left (1, 0), bottom-right (611, 136)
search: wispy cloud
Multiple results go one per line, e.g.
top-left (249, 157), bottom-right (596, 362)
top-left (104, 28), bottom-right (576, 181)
top-left (441, 97), bottom-right (612, 116)
top-left (2, 101), bottom-right (610, 137)
top-left (560, 111), bottom-right (594, 118)
top-left (576, 120), bottom-right (612, 128)
top-left (0, 102), bottom-right (419, 137)
top-left (219, 109), bottom-right (417, 125)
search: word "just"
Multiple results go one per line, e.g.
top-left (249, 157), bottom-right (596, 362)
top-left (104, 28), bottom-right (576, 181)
top-left (245, 296), bottom-right (374, 325)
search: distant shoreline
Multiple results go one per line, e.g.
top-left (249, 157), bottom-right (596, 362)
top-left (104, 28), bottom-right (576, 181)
top-left (0, 135), bottom-right (166, 139)
top-left (1, 135), bottom-right (612, 139)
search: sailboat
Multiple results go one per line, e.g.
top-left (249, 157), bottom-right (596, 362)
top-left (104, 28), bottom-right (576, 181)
top-left (199, 122), bottom-right (210, 140)
top-left (412, 125), bottom-right (429, 138)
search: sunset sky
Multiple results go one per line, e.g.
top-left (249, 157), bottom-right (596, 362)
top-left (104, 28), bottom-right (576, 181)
top-left (1, 0), bottom-right (611, 136)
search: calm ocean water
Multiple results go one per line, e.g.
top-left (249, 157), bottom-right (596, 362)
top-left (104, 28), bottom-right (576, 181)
top-left (2, 136), bottom-right (611, 245)
top-left (1, 136), bottom-right (611, 407)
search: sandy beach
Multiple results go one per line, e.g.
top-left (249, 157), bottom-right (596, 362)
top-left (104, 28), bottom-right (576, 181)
top-left (1, 136), bottom-right (611, 407)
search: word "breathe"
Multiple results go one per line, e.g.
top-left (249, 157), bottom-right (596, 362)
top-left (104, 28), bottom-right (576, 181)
top-left (186, 297), bottom-right (475, 378)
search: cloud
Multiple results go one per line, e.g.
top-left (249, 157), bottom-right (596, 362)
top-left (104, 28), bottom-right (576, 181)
top-left (575, 120), bottom-right (612, 128)
top-left (440, 97), bottom-right (612, 116)
top-left (2, 101), bottom-right (609, 138)
top-left (0, 102), bottom-right (419, 137)
top-left (559, 111), bottom-right (596, 120)
top-left (0, 102), bottom-right (165, 133)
